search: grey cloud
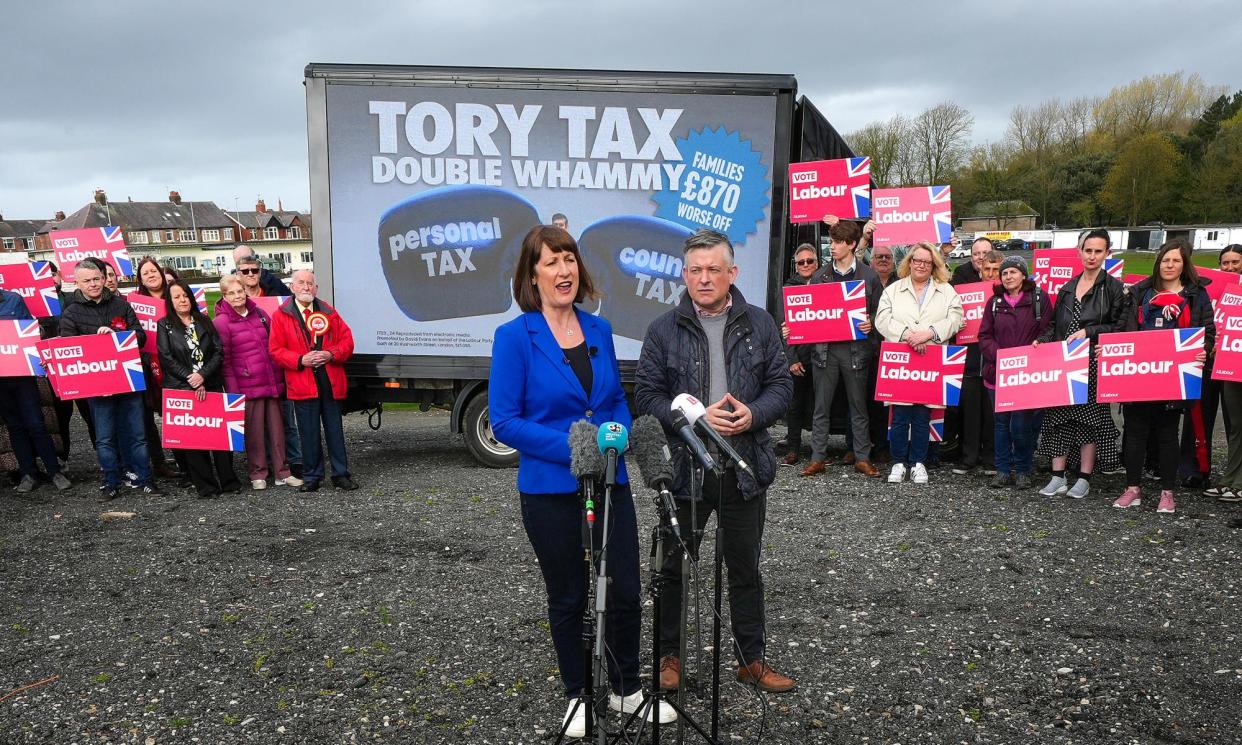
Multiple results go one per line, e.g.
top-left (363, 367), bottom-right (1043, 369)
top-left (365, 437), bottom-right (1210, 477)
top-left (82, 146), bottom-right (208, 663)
top-left (1, 0), bottom-right (1237, 219)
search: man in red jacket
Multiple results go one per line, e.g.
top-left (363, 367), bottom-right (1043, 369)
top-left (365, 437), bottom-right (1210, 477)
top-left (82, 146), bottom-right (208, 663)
top-left (268, 270), bottom-right (358, 492)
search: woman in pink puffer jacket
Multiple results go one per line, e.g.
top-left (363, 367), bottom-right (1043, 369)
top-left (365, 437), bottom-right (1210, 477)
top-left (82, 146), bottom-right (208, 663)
top-left (214, 276), bottom-right (303, 490)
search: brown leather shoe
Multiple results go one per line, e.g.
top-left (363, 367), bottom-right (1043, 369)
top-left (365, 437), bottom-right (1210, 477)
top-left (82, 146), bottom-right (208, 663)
top-left (659, 655), bottom-right (681, 690)
top-left (736, 661), bottom-right (796, 692)
top-left (780, 451), bottom-right (800, 466)
top-left (854, 460), bottom-right (880, 478)
top-left (799, 460), bottom-right (826, 477)
top-left (842, 451), bottom-right (856, 465)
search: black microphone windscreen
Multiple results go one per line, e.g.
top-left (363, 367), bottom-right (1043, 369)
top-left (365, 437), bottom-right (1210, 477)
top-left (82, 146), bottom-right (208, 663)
top-left (629, 415), bottom-right (675, 490)
top-left (568, 420), bottom-right (604, 480)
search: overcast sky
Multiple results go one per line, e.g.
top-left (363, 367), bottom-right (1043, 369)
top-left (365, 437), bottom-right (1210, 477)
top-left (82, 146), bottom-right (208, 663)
top-left (1, 0), bottom-right (1237, 220)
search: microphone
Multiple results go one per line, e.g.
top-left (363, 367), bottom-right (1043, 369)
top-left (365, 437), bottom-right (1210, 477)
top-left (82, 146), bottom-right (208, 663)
top-left (629, 415), bottom-right (682, 543)
top-left (670, 409), bottom-right (716, 473)
top-left (671, 393), bottom-right (754, 478)
top-left (568, 420), bottom-right (604, 524)
top-left (596, 421), bottom-right (629, 488)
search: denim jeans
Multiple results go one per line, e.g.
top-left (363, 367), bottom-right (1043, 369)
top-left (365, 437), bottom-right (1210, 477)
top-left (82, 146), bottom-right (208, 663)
top-left (294, 396), bottom-right (349, 482)
top-left (521, 484), bottom-right (641, 699)
top-left (0, 377), bottom-right (61, 478)
top-left (889, 405), bottom-right (931, 466)
top-left (988, 390), bottom-right (1036, 475)
top-left (89, 392), bottom-right (152, 487)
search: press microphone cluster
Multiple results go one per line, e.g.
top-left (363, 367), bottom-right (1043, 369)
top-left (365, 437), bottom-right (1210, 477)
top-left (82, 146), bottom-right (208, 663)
top-left (628, 415), bottom-right (682, 543)
top-left (671, 393), bottom-right (753, 478)
top-left (568, 420), bottom-right (604, 524)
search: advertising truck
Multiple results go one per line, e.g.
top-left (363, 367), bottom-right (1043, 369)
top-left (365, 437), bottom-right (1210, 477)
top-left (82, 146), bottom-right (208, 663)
top-left (304, 63), bottom-right (854, 466)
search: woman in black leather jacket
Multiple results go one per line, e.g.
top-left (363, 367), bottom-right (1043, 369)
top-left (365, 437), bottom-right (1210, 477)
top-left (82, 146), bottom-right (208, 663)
top-left (157, 280), bottom-right (241, 499)
top-left (1035, 230), bottom-right (1128, 499)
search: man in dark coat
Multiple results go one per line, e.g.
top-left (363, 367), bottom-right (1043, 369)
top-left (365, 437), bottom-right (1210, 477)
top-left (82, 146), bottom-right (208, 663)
top-left (635, 228), bottom-right (795, 694)
top-left (59, 261), bottom-right (162, 499)
top-left (795, 220), bottom-right (885, 478)
top-left (779, 243), bottom-right (819, 464)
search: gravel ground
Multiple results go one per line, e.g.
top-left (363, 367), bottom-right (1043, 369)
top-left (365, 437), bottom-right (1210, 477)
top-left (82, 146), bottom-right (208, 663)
top-left (2, 409), bottom-right (1241, 744)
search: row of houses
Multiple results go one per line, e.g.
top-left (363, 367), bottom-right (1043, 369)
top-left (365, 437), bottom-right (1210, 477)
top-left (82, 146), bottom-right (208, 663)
top-left (0, 190), bottom-right (314, 275)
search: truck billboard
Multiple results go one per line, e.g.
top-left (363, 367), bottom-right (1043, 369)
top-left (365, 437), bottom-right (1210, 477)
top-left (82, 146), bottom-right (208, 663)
top-left (319, 80), bottom-right (779, 359)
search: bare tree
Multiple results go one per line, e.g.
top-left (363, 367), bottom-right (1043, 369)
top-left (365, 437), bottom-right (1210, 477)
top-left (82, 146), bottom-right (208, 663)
top-left (1093, 71), bottom-right (1226, 141)
top-left (847, 115), bottom-right (908, 188)
top-left (910, 102), bottom-right (974, 184)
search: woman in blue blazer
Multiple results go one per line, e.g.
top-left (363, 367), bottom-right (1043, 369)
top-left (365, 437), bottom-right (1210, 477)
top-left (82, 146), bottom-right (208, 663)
top-left (490, 225), bottom-right (672, 736)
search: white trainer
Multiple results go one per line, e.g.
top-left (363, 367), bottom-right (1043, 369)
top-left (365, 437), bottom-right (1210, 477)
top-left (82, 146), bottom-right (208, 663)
top-left (609, 690), bottom-right (677, 724)
top-left (275, 475), bottom-right (304, 487)
top-left (251, 479), bottom-right (268, 491)
top-left (887, 463), bottom-right (907, 483)
top-left (910, 463), bottom-right (929, 484)
top-left (1039, 475), bottom-right (1068, 496)
top-left (561, 698), bottom-right (587, 738)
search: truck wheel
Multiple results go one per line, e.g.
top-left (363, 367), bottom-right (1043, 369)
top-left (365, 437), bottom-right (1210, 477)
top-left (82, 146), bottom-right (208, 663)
top-left (463, 393), bottom-right (518, 468)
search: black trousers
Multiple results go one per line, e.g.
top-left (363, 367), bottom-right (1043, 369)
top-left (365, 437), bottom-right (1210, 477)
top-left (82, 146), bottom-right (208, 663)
top-left (520, 485), bottom-right (641, 699)
top-left (783, 367), bottom-right (813, 449)
top-left (182, 449), bottom-right (241, 497)
top-left (658, 468), bottom-right (767, 665)
top-left (867, 359), bottom-right (888, 455)
top-left (1124, 403), bottom-right (1179, 490)
top-left (959, 376), bottom-right (995, 468)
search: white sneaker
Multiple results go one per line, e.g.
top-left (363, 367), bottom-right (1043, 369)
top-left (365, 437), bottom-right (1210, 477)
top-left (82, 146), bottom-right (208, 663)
top-left (910, 463), bottom-right (929, 484)
top-left (1066, 478), bottom-right (1090, 499)
top-left (1039, 475), bottom-right (1068, 496)
top-left (561, 698), bottom-right (587, 738)
top-left (275, 475), bottom-right (304, 487)
top-left (887, 463), bottom-right (907, 483)
top-left (251, 479), bottom-right (268, 491)
top-left (609, 690), bottom-right (677, 724)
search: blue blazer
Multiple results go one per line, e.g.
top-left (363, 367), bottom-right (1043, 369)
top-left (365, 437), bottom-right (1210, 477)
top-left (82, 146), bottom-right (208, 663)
top-left (489, 308), bottom-right (631, 494)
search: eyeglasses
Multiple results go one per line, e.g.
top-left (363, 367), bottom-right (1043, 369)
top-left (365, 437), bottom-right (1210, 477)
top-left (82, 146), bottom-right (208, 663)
top-left (909, 259), bottom-right (932, 267)
top-left (872, 255), bottom-right (893, 261)
top-left (795, 259), bottom-right (817, 267)
top-left (238, 268), bottom-right (260, 275)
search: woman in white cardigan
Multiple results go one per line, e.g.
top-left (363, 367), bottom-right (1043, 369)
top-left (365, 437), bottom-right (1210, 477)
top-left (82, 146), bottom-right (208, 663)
top-left (874, 242), bottom-right (965, 484)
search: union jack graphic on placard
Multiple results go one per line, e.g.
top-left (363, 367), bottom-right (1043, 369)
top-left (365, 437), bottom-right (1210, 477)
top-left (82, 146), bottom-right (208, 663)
top-left (1104, 258), bottom-right (1124, 280)
top-left (1177, 327), bottom-right (1206, 400)
top-left (848, 157), bottom-right (871, 218)
top-left (1064, 338), bottom-right (1091, 405)
top-left (843, 280), bottom-right (869, 340)
top-left (225, 393), bottom-right (247, 452)
top-left (114, 331), bottom-right (146, 392)
top-left (193, 287), bottom-right (208, 313)
top-left (929, 185), bottom-right (953, 244)
top-left (98, 226), bottom-right (133, 276)
top-left (30, 261), bottom-right (61, 316)
top-left (942, 344), bottom-right (966, 407)
top-left (928, 410), bottom-right (945, 442)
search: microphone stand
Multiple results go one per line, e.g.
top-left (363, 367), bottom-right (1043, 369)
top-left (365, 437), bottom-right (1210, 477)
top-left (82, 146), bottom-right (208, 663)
top-left (591, 475), bottom-right (615, 745)
top-left (632, 463), bottom-right (721, 745)
top-left (556, 478), bottom-right (597, 744)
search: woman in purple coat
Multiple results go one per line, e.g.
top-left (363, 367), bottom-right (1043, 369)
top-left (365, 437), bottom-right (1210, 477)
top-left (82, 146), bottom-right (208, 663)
top-left (214, 275), bottom-right (303, 490)
top-left (978, 256), bottom-right (1054, 490)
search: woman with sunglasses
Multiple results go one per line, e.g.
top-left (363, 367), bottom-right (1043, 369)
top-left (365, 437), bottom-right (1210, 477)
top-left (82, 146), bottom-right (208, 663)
top-left (875, 242), bottom-right (964, 484)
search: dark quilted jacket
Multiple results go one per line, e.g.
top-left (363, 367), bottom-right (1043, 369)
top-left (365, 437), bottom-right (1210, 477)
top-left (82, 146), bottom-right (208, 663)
top-left (634, 286), bottom-right (793, 500)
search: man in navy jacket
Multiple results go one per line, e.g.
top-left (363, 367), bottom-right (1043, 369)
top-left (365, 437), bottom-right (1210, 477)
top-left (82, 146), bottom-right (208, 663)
top-left (635, 228), bottom-right (795, 694)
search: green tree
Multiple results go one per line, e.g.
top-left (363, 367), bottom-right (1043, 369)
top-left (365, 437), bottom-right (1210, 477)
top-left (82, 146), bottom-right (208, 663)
top-left (1099, 133), bottom-right (1182, 225)
top-left (1184, 113), bottom-right (1242, 222)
